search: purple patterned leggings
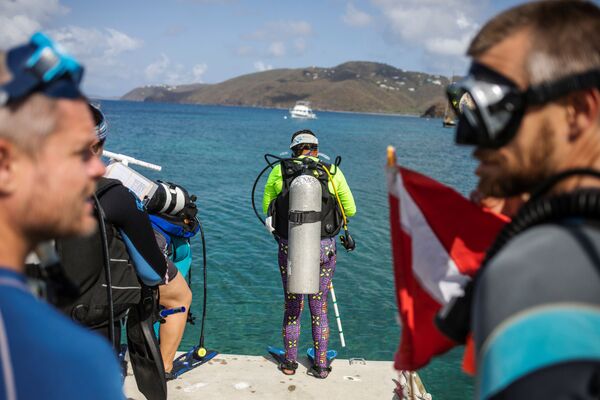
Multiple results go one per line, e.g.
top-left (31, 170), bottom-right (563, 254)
top-left (278, 237), bottom-right (336, 369)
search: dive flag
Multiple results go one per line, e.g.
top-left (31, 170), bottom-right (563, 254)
top-left (387, 165), bottom-right (508, 371)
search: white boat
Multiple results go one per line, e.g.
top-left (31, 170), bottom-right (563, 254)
top-left (289, 101), bottom-right (317, 119)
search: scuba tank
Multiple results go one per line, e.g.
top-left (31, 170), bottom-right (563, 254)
top-left (251, 153), bottom-right (356, 252)
top-left (287, 175), bottom-right (322, 294)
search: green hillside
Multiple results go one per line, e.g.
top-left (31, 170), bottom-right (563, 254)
top-left (121, 61), bottom-right (451, 116)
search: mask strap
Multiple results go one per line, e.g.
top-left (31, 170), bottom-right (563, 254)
top-left (526, 70), bottom-right (600, 106)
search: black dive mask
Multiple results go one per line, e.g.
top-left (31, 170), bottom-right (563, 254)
top-left (447, 63), bottom-right (600, 149)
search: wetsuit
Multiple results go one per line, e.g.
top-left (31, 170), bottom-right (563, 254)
top-left (99, 179), bottom-right (176, 285)
top-left (263, 157), bottom-right (356, 373)
top-left (473, 221), bottom-right (600, 399)
top-left (0, 268), bottom-right (124, 400)
top-left (59, 178), bottom-right (176, 344)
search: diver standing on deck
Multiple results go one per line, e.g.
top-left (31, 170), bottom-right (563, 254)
top-left (61, 103), bottom-right (193, 384)
top-left (436, 1), bottom-right (600, 398)
top-left (0, 34), bottom-right (123, 399)
top-left (263, 129), bottom-right (356, 378)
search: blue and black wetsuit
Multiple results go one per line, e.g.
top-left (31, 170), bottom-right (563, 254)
top-left (0, 268), bottom-right (124, 400)
top-left (474, 220), bottom-right (600, 399)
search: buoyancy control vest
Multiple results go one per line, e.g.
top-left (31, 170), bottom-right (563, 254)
top-left (150, 213), bottom-right (200, 279)
top-left (57, 178), bottom-right (142, 328)
top-left (268, 157), bottom-right (343, 239)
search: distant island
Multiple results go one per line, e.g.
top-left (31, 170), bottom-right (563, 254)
top-left (121, 61), bottom-right (453, 117)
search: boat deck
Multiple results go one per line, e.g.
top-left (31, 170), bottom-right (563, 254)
top-left (123, 353), bottom-right (428, 399)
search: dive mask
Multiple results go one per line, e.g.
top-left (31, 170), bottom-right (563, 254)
top-left (0, 32), bottom-right (84, 106)
top-left (447, 62), bottom-right (600, 149)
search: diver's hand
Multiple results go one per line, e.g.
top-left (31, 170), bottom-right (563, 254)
top-left (340, 230), bottom-right (355, 251)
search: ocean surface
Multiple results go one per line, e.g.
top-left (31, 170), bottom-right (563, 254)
top-left (99, 100), bottom-right (477, 399)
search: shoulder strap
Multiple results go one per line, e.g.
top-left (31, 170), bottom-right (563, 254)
top-left (96, 177), bottom-right (121, 198)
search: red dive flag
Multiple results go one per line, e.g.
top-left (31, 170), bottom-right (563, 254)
top-left (387, 165), bottom-right (508, 371)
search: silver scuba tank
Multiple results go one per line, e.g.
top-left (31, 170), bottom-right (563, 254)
top-left (287, 175), bottom-right (322, 294)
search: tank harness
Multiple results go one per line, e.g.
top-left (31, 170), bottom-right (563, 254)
top-left (57, 178), bottom-right (142, 329)
top-left (268, 157), bottom-right (343, 239)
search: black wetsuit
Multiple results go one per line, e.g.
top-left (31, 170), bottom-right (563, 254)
top-left (98, 181), bottom-right (173, 284)
top-left (57, 178), bottom-right (174, 337)
top-left (473, 221), bottom-right (600, 399)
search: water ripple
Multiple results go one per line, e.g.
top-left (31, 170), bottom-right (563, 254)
top-left (102, 101), bottom-right (474, 399)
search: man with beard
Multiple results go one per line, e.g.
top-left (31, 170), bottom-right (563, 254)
top-left (0, 34), bottom-right (124, 399)
top-left (438, 1), bottom-right (600, 399)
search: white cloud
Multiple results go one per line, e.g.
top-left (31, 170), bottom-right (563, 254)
top-left (372, 0), bottom-right (480, 58)
top-left (254, 61), bottom-right (273, 72)
top-left (245, 20), bottom-right (313, 41)
top-left (104, 28), bottom-right (142, 57)
top-left (268, 41), bottom-right (286, 57)
top-left (145, 54), bottom-right (170, 82)
top-left (50, 26), bottom-right (142, 59)
top-left (145, 54), bottom-right (207, 85)
top-left (0, 1), bottom-right (147, 96)
top-left (286, 21), bottom-right (312, 36)
top-left (241, 20), bottom-right (312, 59)
top-left (192, 63), bottom-right (208, 81)
top-left (342, 3), bottom-right (373, 27)
top-left (0, 0), bottom-right (69, 47)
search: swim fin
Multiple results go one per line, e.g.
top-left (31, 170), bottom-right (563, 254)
top-left (126, 287), bottom-right (167, 400)
top-left (170, 345), bottom-right (218, 379)
top-left (306, 347), bottom-right (337, 366)
top-left (267, 345), bottom-right (299, 375)
top-left (267, 345), bottom-right (286, 364)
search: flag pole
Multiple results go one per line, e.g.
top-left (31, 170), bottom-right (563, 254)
top-left (388, 146), bottom-right (417, 400)
top-left (387, 145), bottom-right (397, 167)
top-left (410, 371), bottom-right (416, 400)
top-left (329, 282), bottom-right (346, 347)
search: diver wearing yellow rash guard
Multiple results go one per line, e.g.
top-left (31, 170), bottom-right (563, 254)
top-left (262, 129), bottom-right (356, 379)
top-left (262, 157), bottom-right (356, 217)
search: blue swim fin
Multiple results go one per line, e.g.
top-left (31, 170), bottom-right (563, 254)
top-left (267, 345), bottom-right (286, 364)
top-left (306, 347), bottom-right (337, 366)
top-left (170, 346), bottom-right (218, 378)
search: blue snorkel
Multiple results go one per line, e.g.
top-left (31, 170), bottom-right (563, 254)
top-left (0, 32), bottom-right (84, 106)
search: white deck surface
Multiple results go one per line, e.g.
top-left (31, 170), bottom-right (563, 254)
top-left (124, 353), bottom-right (407, 399)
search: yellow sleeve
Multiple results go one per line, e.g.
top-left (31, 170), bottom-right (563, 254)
top-left (330, 165), bottom-right (356, 217)
top-left (262, 164), bottom-right (283, 215)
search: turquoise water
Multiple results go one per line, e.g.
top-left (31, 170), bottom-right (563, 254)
top-left (100, 100), bottom-right (476, 399)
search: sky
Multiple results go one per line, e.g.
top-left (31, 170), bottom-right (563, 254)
top-left (0, 0), bottom-right (569, 97)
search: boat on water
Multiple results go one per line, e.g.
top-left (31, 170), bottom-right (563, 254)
top-left (442, 96), bottom-right (457, 127)
top-left (289, 101), bottom-right (317, 119)
top-left (443, 72), bottom-right (458, 128)
top-left (442, 114), bottom-right (456, 127)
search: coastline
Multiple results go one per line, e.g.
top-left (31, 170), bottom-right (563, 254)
top-left (109, 98), bottom-right (427, 119)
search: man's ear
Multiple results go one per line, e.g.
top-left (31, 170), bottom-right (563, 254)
top-left (567, 89), bottom-right (600, 141)
top-left (0, 139), bottom-right (21, 195)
